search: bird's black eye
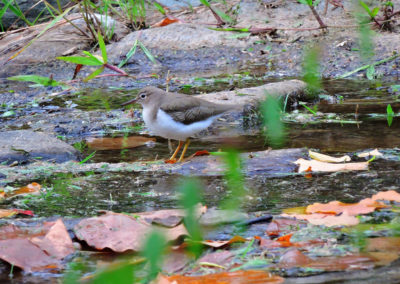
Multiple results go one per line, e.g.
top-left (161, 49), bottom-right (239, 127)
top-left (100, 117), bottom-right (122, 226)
top-left (140, 93), bottom-right (146, 99)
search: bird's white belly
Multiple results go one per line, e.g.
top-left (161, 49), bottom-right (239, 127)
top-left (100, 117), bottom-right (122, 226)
top-left (143, 108), bottom-right (217, 141)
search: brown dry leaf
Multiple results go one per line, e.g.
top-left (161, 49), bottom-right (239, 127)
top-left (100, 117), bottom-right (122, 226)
top-left (0, 238), bottom-right (60, 272)
top-left (371, 190), bottom-right (400, 202)
top-left (159, 270), bottom-right (284, 284)
top-left (305, 198), bottom-right (385, 216)
top-left (197, 251), bottom-right (234, 268)
top-left (0, 209), bottom-right (17, 218)
top-left (279, 250), bottom-right (376, 271)
top-left (152, 17), bottom-right (181, 27)
top-left (266, 218), bottom-right (303, 236)
top-left (281, 206), bottom-right (307, 215)
top-left (30, 219), bottom-right (75, 259)
top-left (202, 235), bottom-right (247, 248)
top-left (366, 236), bottom-right (400, 253)
top-left (367, 251), bottom-right (399, 266)
top-left (74, 212), bottom-right (188, 252)
top-left (162, 249), bottom-right (193, 274)
top-left (309, 150), bottom-right (351, 163)
top-left (6, 182), bottom-right (41, 198)
top-left (257, 237), bottom-right (292, 249)
top-left (86, 136), bottom-right (156, 150)
top-left (294, 158), bottom-right (368, 173)
top-left (74, 212), bottom-right (151, 252)
top-left (281, 212), bottom-right (359, 227)
top-left (136, 205), bottom-right (207, 227)
top-left (279, 248), bottom-right (312, 267)
top-left (357, 148), bottom-right (383, 158)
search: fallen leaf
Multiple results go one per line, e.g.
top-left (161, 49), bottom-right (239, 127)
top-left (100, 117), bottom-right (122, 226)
top-left (202, 235), bottom-right (247, 248)
top-left (162, 249), bottom-right (193, 274)
top-left (279, 248), bottom-right (312, 267)
top-left (30, 219), bottom-right (75, 260)
top-left (371, 190), bottom-right (400, 202)
top-left (86, 136), bottom-right (155, 150)
top-left (367, 251), bottom-right (399, 266)
top-left (294, 158), bottom-right (368, 173)
top-left (357, 148), bottom-right (383, 158)
top-left (197, 250), bottom-right (233, 268)
top-left (159, 270), bottom-right (284, 284)
top-left (152, 17), bottom-right (180, 27)
top-left (0, 238), bottom-right (60, 272)
top-left (282, 212), bottom-right (359, 227)
top-left (6, 182), bottom-right (41, 198)
top-left (74, 212), bottom-right (188, 252)
top-left (366, 236), bottom-right (400, 253)
top-left (305, 198), bottom-right (384, 216)
top-left (309, 150), bottom-right (351, 163)
top-left (266, 218), bottom-right (303, 236)
top-left (0, 209), bottom-right (17, 218)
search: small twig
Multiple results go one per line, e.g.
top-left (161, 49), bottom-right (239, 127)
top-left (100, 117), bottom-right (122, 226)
top-left (337, 53), bottom-right (399, 79)
top-left (308, 4), bottom-right (327, 29)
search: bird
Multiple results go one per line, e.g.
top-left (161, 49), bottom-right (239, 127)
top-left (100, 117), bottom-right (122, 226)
top-left (122, 86), bottom-right (237, 163)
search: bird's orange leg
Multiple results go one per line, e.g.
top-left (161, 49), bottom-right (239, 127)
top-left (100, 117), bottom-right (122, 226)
top-left (168, 140), bottom-right (184, 162)
top-left (177, 138), bottom-right (190, 163)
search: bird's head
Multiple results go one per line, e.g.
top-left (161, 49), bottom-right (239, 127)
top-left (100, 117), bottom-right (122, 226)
top-left (121, 86), bottom-right (163, 107)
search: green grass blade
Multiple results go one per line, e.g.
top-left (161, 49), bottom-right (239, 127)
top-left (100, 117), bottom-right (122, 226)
top-left (138, 41), bottom-right (156, 64)
top-left (97, 30), bottom-right (108, 63)
top-left (118, 39), bottom-right (138, 68)
top-left (57, 56), bottom-right (103, 66)
top-left (7, 75), bottom-right (61, 87)
top-left (83, 66), bottom-right (105, 82)
top-left (153, 2), bottom-right (165, 15)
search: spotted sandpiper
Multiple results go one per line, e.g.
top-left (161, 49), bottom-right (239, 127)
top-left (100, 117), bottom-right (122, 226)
top-left (122, 86), bottom-right (237, 163)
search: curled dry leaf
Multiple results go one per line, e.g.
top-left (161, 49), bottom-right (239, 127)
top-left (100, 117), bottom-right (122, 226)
top-left (202, 235), bottom-right (247, 248)
top-left (357, 148), bottom-right (383, 158)
top-left (309, 150), bottom-right (351, 163)
top-left (6, 182), bottom-right (41, 198)
top-left (86, 136), bottom-right (156, 150)
top-left (294, 158), bottom-right (368, 173)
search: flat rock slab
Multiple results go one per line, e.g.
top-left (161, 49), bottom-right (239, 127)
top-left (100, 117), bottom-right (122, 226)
top-left (0, 148), bottom-right (306, 185)
top-left (0, 130), bottom-right (78, 165)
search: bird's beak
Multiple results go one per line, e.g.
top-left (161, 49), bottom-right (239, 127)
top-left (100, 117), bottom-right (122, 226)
top-left (121, 97), bottom-right (138, 106)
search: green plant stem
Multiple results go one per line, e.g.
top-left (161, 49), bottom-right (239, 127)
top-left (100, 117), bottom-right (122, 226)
top-left (337, 53), bottom-right (399, 78)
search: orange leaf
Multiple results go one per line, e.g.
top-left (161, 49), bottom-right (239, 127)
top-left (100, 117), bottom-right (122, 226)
top-left (159, 270), bottom-right (284, 284)
top-left (152, 17), bottom-right (180, 27)
top-left (371, 190), bottom-right (400, 202)
top-left (86, 136), bottom-right (155, 150)
top-left (7, 182), bottom-right (41, 198)
top-left (306, 198), bottom-right (384, 216)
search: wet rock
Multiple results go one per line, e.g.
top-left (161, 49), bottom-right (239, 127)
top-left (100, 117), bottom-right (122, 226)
top-left (0, 13), bottom-right (130, 77)
top-left (106, 23), bottom-right (256, 65)
top-left (0, 130), bottom-right (78, 165)
top-left (195, 79), bottom-right (308, 106)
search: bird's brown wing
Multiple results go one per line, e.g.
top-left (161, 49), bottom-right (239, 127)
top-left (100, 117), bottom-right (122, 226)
top-left (160, 94), bottom-right (233, 125)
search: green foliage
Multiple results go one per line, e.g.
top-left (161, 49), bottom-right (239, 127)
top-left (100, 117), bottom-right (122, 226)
top-left (102, 0), bottom-right (146, 30)
top-left (261, 95), bottom-right (286, 148)
top-left (219, 150), bottom-right (245, 211)
top-left (179, 179), bottom-right (203, 257)
top-left (153, 2), bottom-right (166, 15)
top-left (297, 0), bottom-right (321, 7)
top-left (199, 0), bottom-right (234, 24)
top-left (79, 151), bottom-right (96, 164)
top-left (359, 1), bottom-right (380, 18)
top-left (302, 45), bottom-right (321, 94)
top-left (119, 39), bottom-right (156, 68)
top-left (7, 75), bottom-right (66, 88)
top-left (91, 262), bottom-right (135, 284)
top-left (141, 231), bottom-right (166, 282)
top-left (387, 103), bottom-right (394, 127)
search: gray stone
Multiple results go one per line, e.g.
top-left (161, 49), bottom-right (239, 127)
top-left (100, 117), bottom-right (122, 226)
top-left (0, 130), bottom-right (78, 165)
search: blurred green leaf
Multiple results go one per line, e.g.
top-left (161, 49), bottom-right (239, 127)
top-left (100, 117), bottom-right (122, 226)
top-left (7, 75), bottom-right (63, 87)
top-left (199, 0), bottom-right (211, 8)
top-left (302, 45), bottom-right (321, 94)
top-left (387, 104), bottom-right (394, 127)
top-left (91, 262), bottom-right (134, 284)
top-left (84, 66), bottom-right (105, 82)
top-left (142, 231), bottom-right (166, 282)
top-left (366, 65), bottom-right (375, 80)
top-left (179, 179), bottom-right (203, 257)
top-left (153, 2), bottom-right (166, 15)
top-left (261, 95), bottom-right (286, 148)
